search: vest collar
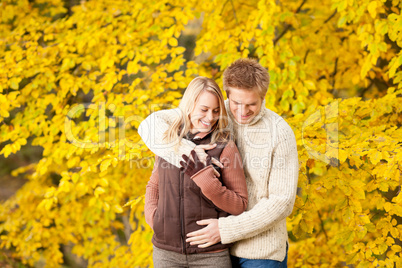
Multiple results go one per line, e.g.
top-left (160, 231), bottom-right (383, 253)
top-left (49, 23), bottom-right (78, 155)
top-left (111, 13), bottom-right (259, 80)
top-left (186, 125), bottom-right (215, 140)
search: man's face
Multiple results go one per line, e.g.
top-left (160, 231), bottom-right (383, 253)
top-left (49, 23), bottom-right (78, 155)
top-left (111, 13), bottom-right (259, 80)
top-left (227, 87), bottom-right (263, 124)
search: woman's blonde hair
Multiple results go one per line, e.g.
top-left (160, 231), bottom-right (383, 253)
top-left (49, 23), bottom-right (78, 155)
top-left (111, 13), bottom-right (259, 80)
top-left (164, 76), bottom-right (230, 145)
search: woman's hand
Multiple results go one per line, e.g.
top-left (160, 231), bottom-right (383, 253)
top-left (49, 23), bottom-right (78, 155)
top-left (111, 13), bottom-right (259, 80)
top-left (193, 144), bottom-right (224, 168)
top-left (180, 150), bottom-right (212, 177)
top-left (192, 144), bottom-right (223, 177)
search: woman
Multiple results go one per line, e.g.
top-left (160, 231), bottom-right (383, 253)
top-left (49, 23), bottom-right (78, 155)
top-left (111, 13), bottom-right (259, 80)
top-left (144, 76), bottom-right (248, 267)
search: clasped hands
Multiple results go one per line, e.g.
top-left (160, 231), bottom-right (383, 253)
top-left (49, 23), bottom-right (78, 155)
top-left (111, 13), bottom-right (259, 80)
top-left (178, 144), bottom-right (223, 248)
top-left (180, 144), bottom-right (223, 178)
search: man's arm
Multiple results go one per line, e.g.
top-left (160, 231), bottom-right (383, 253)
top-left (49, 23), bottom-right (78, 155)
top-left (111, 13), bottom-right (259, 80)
top-left (218, 127), bottom-right (299, 244)
top-left (187, 123), bottom-right (299, 246)
top-left (138, 109), bottom-right (195, 168)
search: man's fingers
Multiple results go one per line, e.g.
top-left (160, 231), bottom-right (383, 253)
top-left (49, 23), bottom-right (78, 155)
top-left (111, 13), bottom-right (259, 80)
top-left (193, 150), bottom-right (207, 164)
top-left (196, 219), bottom-right (212, 225)
top-left (198, 242), bottom-right (215, 248)
top-left (212, 167), bottom-right (220, 178)
top-left (190, 238), bottom-right (211, 246)
top-left (211, 158), bottom-right (224, 168)
top-left (205, 155), bottom-right (212, 166)
top-left (186, 235), bottom-right (208, 243)
top-left (187, 229), bottom-right (203, 237)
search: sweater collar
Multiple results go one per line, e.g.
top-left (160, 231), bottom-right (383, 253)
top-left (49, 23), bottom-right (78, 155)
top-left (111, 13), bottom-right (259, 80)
top-left (225, 99), bottom-right (267, 127)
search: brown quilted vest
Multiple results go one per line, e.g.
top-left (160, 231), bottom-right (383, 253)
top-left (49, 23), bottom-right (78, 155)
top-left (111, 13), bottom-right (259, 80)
top-left (152, 132), bottom-right (233, 254)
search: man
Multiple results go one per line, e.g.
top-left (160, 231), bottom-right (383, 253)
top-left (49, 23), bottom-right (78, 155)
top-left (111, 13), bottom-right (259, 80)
top-left (138, 58), bottom-right (299, 267)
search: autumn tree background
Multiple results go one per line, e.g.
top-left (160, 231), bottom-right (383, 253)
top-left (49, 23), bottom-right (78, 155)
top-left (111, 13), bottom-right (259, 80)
top-left (0, 0), bottom-right (401, 267)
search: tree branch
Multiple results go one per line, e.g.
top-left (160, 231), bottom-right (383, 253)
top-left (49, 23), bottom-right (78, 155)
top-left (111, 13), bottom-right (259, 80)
top-left (274, 0), bottom-right (307, 45)
top-left (230, 0), bottom-right (238, 24)
top-left (317, 210), bottom-right (329, 241)
top-left (315, 10), bottom-right (337, 34)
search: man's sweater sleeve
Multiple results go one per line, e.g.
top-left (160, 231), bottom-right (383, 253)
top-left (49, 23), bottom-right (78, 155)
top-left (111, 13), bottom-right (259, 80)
top-left (138, 109), bottom-right (196, 168)
top-left (218, 126), bottom-right (299, 244)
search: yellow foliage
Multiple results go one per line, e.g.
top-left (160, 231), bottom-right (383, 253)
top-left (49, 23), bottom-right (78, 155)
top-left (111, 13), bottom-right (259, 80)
top-left (0, 0), bottom-right (401, 267)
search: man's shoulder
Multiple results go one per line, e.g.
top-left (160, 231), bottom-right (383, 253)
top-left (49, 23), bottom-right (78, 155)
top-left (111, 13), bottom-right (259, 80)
top-left (262, 108), bottom-right (295, 139)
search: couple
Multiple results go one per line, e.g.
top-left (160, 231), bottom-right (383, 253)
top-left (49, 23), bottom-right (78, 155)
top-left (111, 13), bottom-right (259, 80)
top-left (139, 58), bottom-right (299, 268)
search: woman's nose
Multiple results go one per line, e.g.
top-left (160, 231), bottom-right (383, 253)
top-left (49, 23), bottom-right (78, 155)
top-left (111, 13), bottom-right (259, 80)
top-left (207, 111), bottom-right (214, 121)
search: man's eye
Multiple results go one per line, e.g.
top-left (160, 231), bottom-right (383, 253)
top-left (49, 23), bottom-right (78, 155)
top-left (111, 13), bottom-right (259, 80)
top-left (201, 109), bottom-right (207, 112)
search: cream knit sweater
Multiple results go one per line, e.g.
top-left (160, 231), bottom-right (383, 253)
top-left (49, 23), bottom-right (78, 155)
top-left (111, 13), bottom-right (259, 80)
top-left (138, 100), bottom-right (299, 261)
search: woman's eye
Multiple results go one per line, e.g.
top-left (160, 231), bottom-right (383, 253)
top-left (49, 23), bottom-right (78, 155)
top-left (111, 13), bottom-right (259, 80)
top-left (213, 110), bottom-right (219, 114)
top-left (201, 109), bottom-right (207, 112)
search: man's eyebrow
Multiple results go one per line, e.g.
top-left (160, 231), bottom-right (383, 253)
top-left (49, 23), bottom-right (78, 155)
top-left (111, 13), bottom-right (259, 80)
top-left (232, 99), bottom-right (257, 105)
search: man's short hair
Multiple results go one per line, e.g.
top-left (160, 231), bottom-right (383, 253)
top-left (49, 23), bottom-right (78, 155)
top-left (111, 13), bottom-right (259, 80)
top-left (223, 58), bottom-right (270, 99)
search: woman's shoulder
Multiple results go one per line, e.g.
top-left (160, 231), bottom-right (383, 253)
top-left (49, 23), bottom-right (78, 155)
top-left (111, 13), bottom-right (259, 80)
top-left (217, 139), bottom-right (238, 154)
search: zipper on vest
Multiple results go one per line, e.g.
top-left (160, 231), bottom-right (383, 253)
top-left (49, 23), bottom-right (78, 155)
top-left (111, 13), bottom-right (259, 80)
top-left (179, 171), bottom-right (186, 254)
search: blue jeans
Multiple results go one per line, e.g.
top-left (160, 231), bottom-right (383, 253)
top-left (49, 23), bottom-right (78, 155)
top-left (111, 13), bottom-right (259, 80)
top-left (230, 242), bottom-right (288, 268)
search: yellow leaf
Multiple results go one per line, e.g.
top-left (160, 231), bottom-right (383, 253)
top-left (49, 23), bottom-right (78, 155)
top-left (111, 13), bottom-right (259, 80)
top-left (94, 186), bottom-right (105, 197)
top-left (113, 204), bottom-right (123, 213)
top-left (175, 47), bottom-right (186, 54)
top-left (369, 149), bottom-right (381, 165)
top-left (103, 202), bottom-right (110, 211)
top-left (342, 207), bottom-right (354, 223)
top-left (7, 91), bottom-right (19, 101)
top-left (304, 80), bottom-right (316, 90)
top-left (0, 94), bottom-right (7, 104)
top-left (127, 60), bottom-right (139, 74)
top-left (100, 178), bottom-right (109, 187)
top-left (82, 62), bottom-right (91, 71)
top-left (10, 78), bottom-right (19, 90)
top-left (391, 245), bottom-right (401, 252)
top-left (367, 1), bottom-right (377, 19)
top-left (168, 38), bottom-right (178, 47)
top-left (338, 149), bottom-right (348, 163)
top-left (100, 158), bottom-right (112, 172)
top-left (45, 199), bottom-right (53, 211)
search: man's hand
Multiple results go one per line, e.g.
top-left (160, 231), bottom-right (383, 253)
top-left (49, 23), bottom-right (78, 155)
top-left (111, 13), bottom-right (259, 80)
top-left (192, 144), bottom-right (223, 177)
top-left (186, 219), bottom-right (221, 248)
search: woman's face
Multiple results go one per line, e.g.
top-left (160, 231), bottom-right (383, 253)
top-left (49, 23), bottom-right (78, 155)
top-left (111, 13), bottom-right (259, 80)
top-left (189, 91), bottom-right (220, 134)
